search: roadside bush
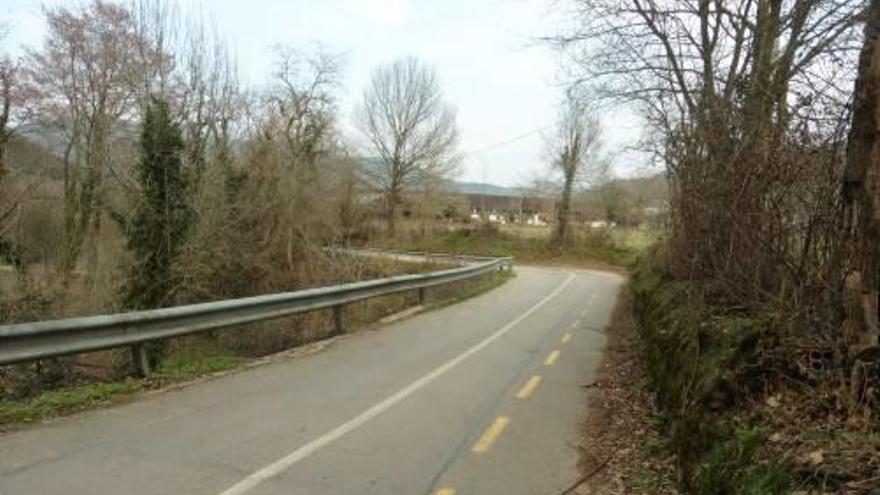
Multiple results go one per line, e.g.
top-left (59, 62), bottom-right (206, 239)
top-left (631, 251), bottom-right (784, 492)
top-left (632, 248), bottom-right (880, 493)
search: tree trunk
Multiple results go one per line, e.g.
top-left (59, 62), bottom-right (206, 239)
top-left (555, 169), bottom-right (575, 244)
top-left (843, 0), bottom-right (880, 351)
top-left (386, 181), bottom-right (400, 237)
top-left (0, 132), bottom-right (8, 187)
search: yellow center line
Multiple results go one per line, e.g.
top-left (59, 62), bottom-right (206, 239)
top-left (561, 332), bottom-right (572, 344)
top-left (436, 489), bottom-right (455, 495)
top-left (544, 350), bottom-right (561, 366)
top-left (515, 375), bottom-right (542, 399)
top-left (472, 416), bottom-right (510, 453)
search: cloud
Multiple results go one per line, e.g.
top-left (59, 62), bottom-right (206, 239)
top-left (348, 0), bottom-right (412, 26)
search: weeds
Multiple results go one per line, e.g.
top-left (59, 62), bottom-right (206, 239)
top-left (0, 382), bottom-right (139, 424)
top-left (694, 428), bottom-right (790, 495)
top-left (152, 353), bottom-right (243, 380)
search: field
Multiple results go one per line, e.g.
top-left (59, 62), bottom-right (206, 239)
top-left (377, 221), bottom-right (659, 269)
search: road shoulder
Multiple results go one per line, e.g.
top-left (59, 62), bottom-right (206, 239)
top-left (571, 288), bottom-right (678, 494)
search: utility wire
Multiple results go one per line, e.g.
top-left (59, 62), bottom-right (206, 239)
top-left (461, 125), bottom-right (551, 159)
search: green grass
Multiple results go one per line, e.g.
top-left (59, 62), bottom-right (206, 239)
top-left (429, 270), bottom-right (514, 309)
top-left (379, 224), bottom-right (658, 268)
top-left (498, 224), bottom-right (553, 239)
top-left (152, 352), bottom-right (243, 380)
top-left (0, 382), bottom-right (139, 424)
top-left (695, 428), bottom-right (790, 495)
top-left (0, 354), bottom-right (242, 426)
top-left (611, 228), bottom-right (659, 253)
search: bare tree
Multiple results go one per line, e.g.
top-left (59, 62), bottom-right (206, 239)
top-left (271, 45), bottom-right (343, 172)
top-left (356, 57), bottom-right (459, 235)
top-left (0, 20), bottom-right (34, 249)
top-left (548, 0), bottom-right (866, 307)
top-left (0, 20), bottom-right (17, 186)
top-left (244, 46), bottom-right (345, 267)
top-left (551, 0), bottom-right (864, 132)
top-left (547, 94), bottom-right (602, 243)
top-left (177, 15), bottom-right (240, 182)
top-left (25, 1), bottom-right (154, 279)
top-left (129, 0), bottom-right (241, 181)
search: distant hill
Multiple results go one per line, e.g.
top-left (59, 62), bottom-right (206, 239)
top-left (5, 134), bottom-right (66, 180)
top-left (444, 175), bottom-right (668, 205)
top-left (445, 181), bottom-right (519, 197)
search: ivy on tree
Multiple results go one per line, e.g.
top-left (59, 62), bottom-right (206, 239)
top-left (123, 97), bottom-right (194, 310)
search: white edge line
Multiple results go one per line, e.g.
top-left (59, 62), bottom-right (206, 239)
top-left (218, 273), bottom-right (576, 495)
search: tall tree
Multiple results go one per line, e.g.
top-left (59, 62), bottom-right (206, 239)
top-left (548, 95), bottom-right (602, 244)
top-left (0, 21), bottom-right (16, 187)
top-left (270, 46), bottom-right (343, 246)
top-left (356, 57), bottom-right (458, 235)
top-left (123, 97), bottom-right (193, 309)
top-left (549, 0), bottom-right (866, 306)
top-left (0, 23), bottom-right (15, 236)
top-left (25, 1), bottom-right (151, 279)
top-left (844, 0), bottom-right (880, 348)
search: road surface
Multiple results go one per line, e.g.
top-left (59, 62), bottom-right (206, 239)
top-left (0, 265), bottom-right (623, 495)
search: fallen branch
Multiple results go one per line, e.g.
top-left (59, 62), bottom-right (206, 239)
top-left (556, 457), bottom-right (612, 495)
top-left (845, 475), bottom-right (880, 490)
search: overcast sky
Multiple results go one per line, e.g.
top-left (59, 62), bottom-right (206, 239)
top-left (2, 0), bottom-right (649, 186)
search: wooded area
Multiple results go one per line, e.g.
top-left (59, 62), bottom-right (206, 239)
top-left (551, 0), bottom-right (879, 491)
top-left (0, 0), bottom-right (636, 411)
top-left (0, 1), bottom-right (458, 317)
top-left (0, 1), bottom-right (471, 399)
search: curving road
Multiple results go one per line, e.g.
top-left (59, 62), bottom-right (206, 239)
top-left (0, 266), bottom-right (623, 495)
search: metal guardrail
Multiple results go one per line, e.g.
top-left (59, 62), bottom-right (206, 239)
top-left (0, 253), bottom-right (513, 375)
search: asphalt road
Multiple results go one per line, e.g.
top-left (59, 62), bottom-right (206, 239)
top-left (0, 265), bottom-right (623, 495)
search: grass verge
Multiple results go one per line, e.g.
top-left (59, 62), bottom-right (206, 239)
top-left (427, 269), bottom-right (513, 310)
top-left (0, 382), bottom-right (140, 426)
top-left (151, 353), bottom-right (244, 381)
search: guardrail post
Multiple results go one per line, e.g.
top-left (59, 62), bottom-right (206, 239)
top-left (333, 305), bottom-right (345, 335)
top-left (131, 344), bottom-right (151, 377)
top-left (418, 287), bottom-right (427, 305)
